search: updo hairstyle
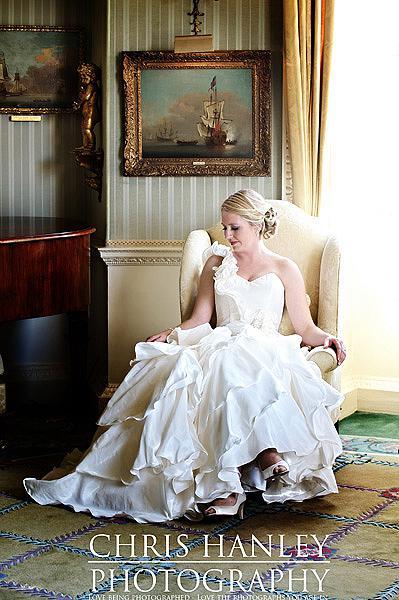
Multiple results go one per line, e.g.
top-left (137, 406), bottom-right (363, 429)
top-left (221, 189), bottom-right (278, 240)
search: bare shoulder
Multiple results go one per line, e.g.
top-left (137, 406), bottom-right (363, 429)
top-left (271, 254), bottom-right (303, 286)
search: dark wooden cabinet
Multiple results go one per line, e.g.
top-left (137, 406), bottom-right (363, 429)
top-left (0, 219), bottom-right (96, 448)
top-left (0, 218), bottom-right (95, 322)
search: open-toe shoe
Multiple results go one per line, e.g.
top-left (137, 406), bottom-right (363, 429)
top-left (262, 459), bottom-right (289, 483)
top-left (203, 492), bottom-right (246, 519)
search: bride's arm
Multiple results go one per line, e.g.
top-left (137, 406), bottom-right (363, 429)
top-left (146, 255), bottom-right (221, 342)
top-left (280, 258), bottom-right (346, 365)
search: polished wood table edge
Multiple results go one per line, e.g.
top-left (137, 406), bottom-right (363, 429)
top-left (0, 226), bottom-right (96, 244)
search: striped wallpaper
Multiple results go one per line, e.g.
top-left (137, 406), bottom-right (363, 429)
top-left (106, 0), bottom-right (283, 240)
top-left (0, 0), bottom-right (95, 220)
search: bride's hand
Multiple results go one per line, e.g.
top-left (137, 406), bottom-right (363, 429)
top-left (146, 328), bottom-right (173, 343)
top-left (324, 335), bottom-right (347, 366)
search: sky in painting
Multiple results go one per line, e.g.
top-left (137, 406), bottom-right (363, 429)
top-left (0, 30), bottom-right (79, 77)
top-left (141, 68), bottom-right (253, 141)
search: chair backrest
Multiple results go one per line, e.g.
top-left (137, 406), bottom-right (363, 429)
top-left (180, 200), bottom-right (334, 334)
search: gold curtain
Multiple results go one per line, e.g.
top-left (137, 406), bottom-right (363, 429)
top-left (283, 0), bottom-right (335, 215)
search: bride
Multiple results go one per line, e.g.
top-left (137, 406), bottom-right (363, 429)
top-left (24, 189), bottom-right (346, 523)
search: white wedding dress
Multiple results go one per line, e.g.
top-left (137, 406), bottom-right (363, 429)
top-left (24, 242), bottom-right (343, 523)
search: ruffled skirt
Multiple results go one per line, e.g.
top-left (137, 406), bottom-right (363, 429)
top-left (24, 323), bottom-right (343, 523)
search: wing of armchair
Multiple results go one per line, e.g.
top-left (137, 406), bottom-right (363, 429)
top-left (179, 201), bottom-right (342, 422)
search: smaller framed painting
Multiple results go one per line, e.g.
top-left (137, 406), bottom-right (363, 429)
top-left (0, 25), bottom-right (85, 114)
top-left (122, 50), bottom-right (271, 177)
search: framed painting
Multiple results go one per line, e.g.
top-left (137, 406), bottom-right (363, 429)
top-left (122, 50), bottom-right (271, 177)
top-left (0, 25), bottom-right (85, 114)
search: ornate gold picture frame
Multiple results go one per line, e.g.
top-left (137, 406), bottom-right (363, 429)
top-left (0, 25), bottom-right (85, 114)
top-left (122, 51), bottom-right (271, 177)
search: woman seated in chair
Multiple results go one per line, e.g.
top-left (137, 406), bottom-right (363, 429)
top-left (24, 189), bottom-right (346, 523)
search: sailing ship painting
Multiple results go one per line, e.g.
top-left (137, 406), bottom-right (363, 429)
top-left (0, 27), bottom-right (82, 112)
top-left (141, 68), bottom-right (252, 159)
top-left (197, 76), bottom-right (237, 146)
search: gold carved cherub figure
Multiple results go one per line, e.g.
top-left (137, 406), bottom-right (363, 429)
top-left (74, 63), bottom-right (100, 151)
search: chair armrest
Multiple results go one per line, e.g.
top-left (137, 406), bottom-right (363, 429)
top-left (302, 346), bottom-right (338, 375)
top-left (179, 230), bottom-right (211, 322)
top-left (300, 347), bottom-right (341, 422)
top-left (318, 236), bottom-right (341, 336)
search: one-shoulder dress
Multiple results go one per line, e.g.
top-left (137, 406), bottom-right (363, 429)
top-left (24, 242), bottom-right (343, 523)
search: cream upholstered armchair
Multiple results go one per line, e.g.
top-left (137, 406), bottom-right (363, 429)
top-left (179, 200), bottom-right (342, 421)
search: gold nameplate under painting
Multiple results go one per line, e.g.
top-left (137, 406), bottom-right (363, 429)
top-left (10, 115), bottom-right (41, 121)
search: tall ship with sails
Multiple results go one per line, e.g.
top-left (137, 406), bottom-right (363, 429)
top-left (0, 51), bottom-right (11, 95)
top-left (7, 71), bottom-right (27, 96)
top-left (156, 120), bottom-right (177, 142)
top-left (197, 76), bottom-right (236, 146)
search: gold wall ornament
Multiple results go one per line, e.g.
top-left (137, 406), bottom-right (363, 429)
top-left (73, 147), bottom-right (104, 196)
top-left (188, 0), bottom-right (205, 35)
top-left (175, 1), bottom-right (220, 54)
top-left (122, 50), bottom-right (271, 177)
top-left (73, 63), bottom-right (103, 199)
top-left (187, 0), bottom-right (220, 35)
top-left (74, 63), bottom-right (101, 150)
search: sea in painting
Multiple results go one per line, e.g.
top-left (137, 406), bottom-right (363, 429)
top-left (141, 68), bottom-right (253, 159)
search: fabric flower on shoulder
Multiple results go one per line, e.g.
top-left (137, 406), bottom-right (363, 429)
top-left (202, 241), bottom-right (238, 295)
top-left (202, 241), bottom-right (230, 264)
top-left (213, 250), bottom-right (237, 279)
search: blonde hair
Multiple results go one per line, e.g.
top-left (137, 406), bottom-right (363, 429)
top-left (221, 189), bottom-right (278, 240)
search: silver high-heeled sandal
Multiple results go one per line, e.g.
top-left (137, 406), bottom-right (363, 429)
top-left (262, 459), bottom-right (289, 483)
top-left (203, 492), bottom-right (246, 519)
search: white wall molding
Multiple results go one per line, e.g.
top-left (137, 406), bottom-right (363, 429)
top-left (340, 389), bottom-right (358, 420)
top-left (106, 240), bottom-right (184, 248)
top-left (103, 242), bottom-right (182, 381)
top-left (355, 376), bottom-right (399, 393)
top-left (340, 376), bottom-right (399, 417)
top-left (98, 240), bottom-right (184, 266)
top-left (357, 390), bottom-right (399, 415)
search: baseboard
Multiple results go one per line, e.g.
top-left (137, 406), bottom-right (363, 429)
top-left (340, 388), bottom-right (358, 419)
top-left (355, 376), bottom-right (399, 392)
top-left (340, 377), bottom-right (399, 417)
top-left (357, 389), bottom-right (399, 415)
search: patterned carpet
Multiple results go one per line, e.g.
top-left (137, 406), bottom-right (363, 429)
top-left (341, 435), bottom-right (399, 456)
top-left (0, 447), bottom-right (398, 600)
